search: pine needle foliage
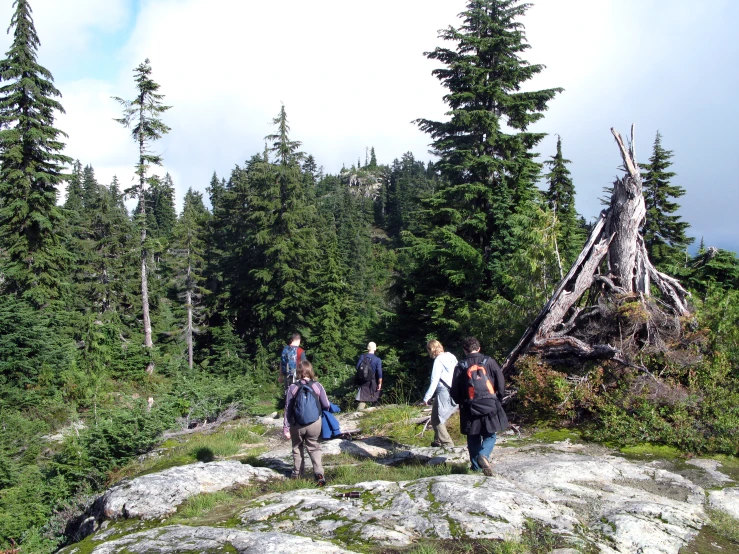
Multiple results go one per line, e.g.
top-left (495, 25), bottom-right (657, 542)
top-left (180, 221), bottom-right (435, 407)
top-left (0, 0), bottom-right (72, 305)
top-left (544, 135), bottom-right (585, 271)
top-left (641, 131), bottom-right (692, 270)
top-left (396, 0), bottom-right (562, 353)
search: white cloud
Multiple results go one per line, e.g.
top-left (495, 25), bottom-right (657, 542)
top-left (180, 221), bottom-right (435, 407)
top-left (0, 0), bottom-right (130, 73)
top-left (2, 0), bottom-right (737, 249)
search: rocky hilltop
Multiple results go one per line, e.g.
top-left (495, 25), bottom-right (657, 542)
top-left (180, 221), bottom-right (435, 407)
top-left (60, 410), bottom-right (739, 554)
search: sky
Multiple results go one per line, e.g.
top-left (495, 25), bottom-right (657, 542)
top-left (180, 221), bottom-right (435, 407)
top-left (1, 0), bottom-right (737, 252)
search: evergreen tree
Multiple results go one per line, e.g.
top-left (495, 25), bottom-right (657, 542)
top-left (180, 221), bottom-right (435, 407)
top-left (153, 173), bottom-right (177, 239)
top-left (169, 188), bottom-right (209, 369)
top-left (641, 132), bottom-right (692, 269)
top-left (113, 59), bottom-right (171, 372)
top-left (64, 161), bottom-right (84, 213)
top-left (369, 147), bottom-right (378, 169)
top-left (308, 215), bottom-right (356, 369)
top-left (544, 135), bottom-right (585, 273)
top-left (246, 106), bottom-right (319, 347)
top-left (386, 152), bottom-right (437, 238)
top-left (0, 0), bottom-right (72, 305)
top-left (203, 172), bottom-right (227, 315)
top-left (82, 164), bottom-right (100, 210)
top-left (397, 0), bottom-right (561, 351)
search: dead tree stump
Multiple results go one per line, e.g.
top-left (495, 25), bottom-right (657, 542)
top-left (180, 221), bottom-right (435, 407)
top-left (502, 126), bottom-right (691, 375)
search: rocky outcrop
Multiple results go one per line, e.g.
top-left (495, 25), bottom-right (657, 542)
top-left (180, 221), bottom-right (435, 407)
top-left (95, 461), bottom-right (280, 521)
top-left (69, 461), bottom-right (282, 542)
top-left (60, 524), bottom-right (356, 553)
top-left (708, 487), bottom-right (739, 519)
top-left (63, 436), bottom-right (738, 554)
top-left (240, 445), bottom-right (708, 554)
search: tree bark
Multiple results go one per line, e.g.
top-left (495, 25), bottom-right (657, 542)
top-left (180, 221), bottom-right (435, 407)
top-left (139, 97), bottom-right (154, 374)
top-left (186, 258), bottom-right (193, 371)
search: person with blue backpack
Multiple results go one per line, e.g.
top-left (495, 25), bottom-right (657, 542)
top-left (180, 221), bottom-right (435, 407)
top-left (283, 360), bottom-right (331, 485)
top-left (279, 333), bottom-right (306, 391)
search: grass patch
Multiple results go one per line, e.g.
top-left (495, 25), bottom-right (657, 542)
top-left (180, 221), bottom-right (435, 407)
top-left (529, 428), bottom-right (581, 443)
top-left (107, 422), bottom-right (267, 484)
top-left (708, 509), bottom-right (739, 544)
top-left (328, 458), bottom-right (469, 486)
top-left (359, 405), bottom-right (464, 447)
top-left (619, 443), bottom-right (683, 460)
top-left (171, 477), bottom-right (318, 526)
top-left (177, 490), bottom-right (234, 518)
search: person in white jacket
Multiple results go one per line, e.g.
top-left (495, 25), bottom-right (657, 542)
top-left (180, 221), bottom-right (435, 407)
top-left (421, 340), bottom-right (458, 447)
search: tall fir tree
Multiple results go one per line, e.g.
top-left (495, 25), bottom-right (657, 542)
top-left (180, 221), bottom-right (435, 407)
top-left (82, 164), bottom-right (101, 210)
top-left (246, 106), bottom-right (319, 348)
top-left (0, 0), bottom-right (72, 305)
top-left (641, 131), bottom-right (692, 269)
top-left (152, 173), bottom-right (177, 239)
top-left (113, 58), bottom-right (171, 372)
top-left (169, 188), bottom-right (209, 369)
top-left (544, 135), bottom-right (585, 274)
top-left (64, 160), bottom-right (84, 213)
top-left (396, 0), bottom-right (561, 353)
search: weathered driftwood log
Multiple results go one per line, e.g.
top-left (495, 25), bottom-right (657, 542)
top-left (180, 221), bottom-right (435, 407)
top-left (501, 127), bottom-right (690, 375)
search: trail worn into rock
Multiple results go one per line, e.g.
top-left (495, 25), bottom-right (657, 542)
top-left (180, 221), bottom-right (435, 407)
top-left (63, 420), bottom-right (738, 554)
top-left (239, 443), bottom-right (710, 553)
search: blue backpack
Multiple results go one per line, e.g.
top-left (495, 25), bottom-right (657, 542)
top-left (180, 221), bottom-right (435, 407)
top-left (282, 345), bottom-right (304, 377)
top-left (292, 380), bottom-right (321, 426)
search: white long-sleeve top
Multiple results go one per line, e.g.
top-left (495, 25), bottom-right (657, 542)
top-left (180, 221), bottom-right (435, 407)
top-left (422, 351), bottom-right (459, 403)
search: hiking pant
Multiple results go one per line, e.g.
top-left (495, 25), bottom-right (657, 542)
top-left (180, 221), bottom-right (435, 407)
top-left (283, 372), bottom-right (296, 394)
top-left (467, 432), bottom-right (497, 471)
top-left (431, 400), bottom-right (454, 447)
top-left (431, 384), bottom-right (456, 447)
top-left (289, 418), bottom-right (323, 478)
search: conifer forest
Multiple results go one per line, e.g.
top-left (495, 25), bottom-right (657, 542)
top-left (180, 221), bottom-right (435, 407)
top-left (1, 0), bottom-right (739, 551)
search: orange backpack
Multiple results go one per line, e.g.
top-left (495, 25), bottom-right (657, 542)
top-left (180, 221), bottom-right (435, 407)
top-left (462, 357), bottom-right (497, 416)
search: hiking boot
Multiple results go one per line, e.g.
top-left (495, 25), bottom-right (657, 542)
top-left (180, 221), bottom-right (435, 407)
top-left (430, 440), bottom-right (442, 447)
top-left (316, 474), bottom-right (326, 487)
top-left (477, 454), bottom-right (494, 477)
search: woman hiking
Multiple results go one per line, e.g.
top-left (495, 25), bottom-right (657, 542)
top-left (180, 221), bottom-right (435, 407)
top-left (421, 339), bottom-right (458, 448)
top-left (283, 360), bottom-right (331, 486)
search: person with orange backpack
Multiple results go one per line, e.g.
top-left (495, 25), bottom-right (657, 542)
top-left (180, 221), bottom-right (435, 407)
top-left (450, 336), bottom-right (508, 476)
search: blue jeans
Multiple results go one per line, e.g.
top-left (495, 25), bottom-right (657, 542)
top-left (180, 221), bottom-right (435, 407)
top-left (467, 432), bottom-right (497, 471)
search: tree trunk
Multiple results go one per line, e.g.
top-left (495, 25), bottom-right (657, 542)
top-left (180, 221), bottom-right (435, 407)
top-left (186, 258), bottom-right (193, 371)
top-left (139, 97), bottom-right (154, 374)
top-left (501, 127), bottom-right (690, 375)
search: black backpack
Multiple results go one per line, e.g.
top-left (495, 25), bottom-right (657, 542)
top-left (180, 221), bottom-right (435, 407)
top-left (355, 354), bottom-right (373, 384)
top-left (460, 357), bottom-right (497, 416)
top-left (292, 380), bottom-right (322, 426)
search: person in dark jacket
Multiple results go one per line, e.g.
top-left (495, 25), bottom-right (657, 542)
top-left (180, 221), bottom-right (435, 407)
top-left (450, 336), bottom-right (508, 476)
top-left (355, 341), bottom-right (382, 410)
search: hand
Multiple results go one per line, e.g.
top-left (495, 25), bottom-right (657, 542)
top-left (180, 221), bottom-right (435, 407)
top-left (283, 429), bottom-right (290, 440)
top-left (278, 374), bottom-right (284, 383)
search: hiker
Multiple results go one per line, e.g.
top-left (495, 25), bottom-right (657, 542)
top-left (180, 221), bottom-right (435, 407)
top-left (279, 333), bottom-right (306, 390)
top-left (421, 339), bottom-right (458, 448)
top-left (283, 360), bottom-right (331, 486)
top-left (355, 341), bottom-right (382, 410)
top-left (450, 336), bottom-right (508, 476)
